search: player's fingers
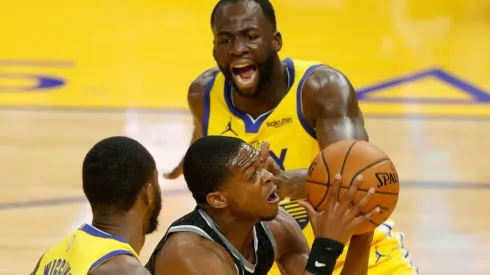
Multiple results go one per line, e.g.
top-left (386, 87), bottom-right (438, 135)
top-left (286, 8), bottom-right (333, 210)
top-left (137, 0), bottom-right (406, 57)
top-left (347, 187), bottom-right (375, 221)
top-left (164, 159), bottom-right (184, 179)
top-left (352, 206), bottom-right (380, 228)
top-left (259, 141), bottom-right (271, 160)
top-left (264, 156), bottom-right (275, 172)
top-left (298, 200), bottom-right (320, 216)
top-left (163, 171), bottom-right (180, 179)
top-left (339, 175), bottom-right (362, 213)
top-left (326, 174), bottom-right (341, 211)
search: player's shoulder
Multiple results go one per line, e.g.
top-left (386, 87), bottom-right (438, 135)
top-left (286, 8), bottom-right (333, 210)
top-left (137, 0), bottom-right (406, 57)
top-left (154, 232), bottom-right (236, 273)
top-left (188, 67), bottom-right (221, 97)
top-left (91, 254), bottom-right (148, 275)
top-left (159, 232), bottom-right (232, 263)
top-left (188, 67), bottom-right (221, 121)
top-left (269, 207), bottom-right (302, 242)
top-left (270, 207), bottom-right (298, 231)
top-left (302, 64), bottom-right (352, 99)
top-left (268, 207), bottom-right (307, 258)
top-left (300, 63), bottom-right (357, 117)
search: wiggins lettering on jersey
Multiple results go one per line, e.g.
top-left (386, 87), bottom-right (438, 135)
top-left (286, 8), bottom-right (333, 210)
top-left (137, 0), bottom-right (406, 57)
top-left (265, 117), bottom-right (292, 128)
top-left (43, 259), bottom-right (72, 275)
top-left (35, 224), bottom-right (139, 275)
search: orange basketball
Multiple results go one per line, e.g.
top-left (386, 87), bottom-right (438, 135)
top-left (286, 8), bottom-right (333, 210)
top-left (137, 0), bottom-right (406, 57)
top-left (305, 140), bottom-right (400, 235)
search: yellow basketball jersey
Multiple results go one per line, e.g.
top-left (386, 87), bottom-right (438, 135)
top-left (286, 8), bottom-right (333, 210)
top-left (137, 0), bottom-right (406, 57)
top-left (203, 58), bottom-right (395, 273)
top-left (35, 223), bottom-right (139, 275)
top-left (203, 57), bottom-right (322, 238)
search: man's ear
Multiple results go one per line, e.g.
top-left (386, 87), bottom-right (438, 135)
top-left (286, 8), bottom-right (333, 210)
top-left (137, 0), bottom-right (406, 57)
top-left (272, 31), bottom-right (282, 52)
top-left (206, 192), bottom-right (228, 209)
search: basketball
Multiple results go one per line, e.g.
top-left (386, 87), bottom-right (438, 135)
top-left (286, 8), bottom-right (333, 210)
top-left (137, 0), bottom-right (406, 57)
top-left (305, 140), bottom-right (400, 235)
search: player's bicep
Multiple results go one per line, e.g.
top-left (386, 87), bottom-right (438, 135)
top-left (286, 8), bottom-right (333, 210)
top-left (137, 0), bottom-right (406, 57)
top-left (165, 254), bottom-right (237, 275)
top-left (90, 255), bottom-right (149, 275)
top-left (313, 70), bottom-right (368, 148)
top-left (270, 208), bottom-right (310, 274)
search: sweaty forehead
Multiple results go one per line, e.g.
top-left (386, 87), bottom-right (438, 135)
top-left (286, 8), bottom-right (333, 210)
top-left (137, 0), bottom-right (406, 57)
top-left (227, 143), bottom-right (259, 170)
top-left (213, 1), bottom-right (268, 32)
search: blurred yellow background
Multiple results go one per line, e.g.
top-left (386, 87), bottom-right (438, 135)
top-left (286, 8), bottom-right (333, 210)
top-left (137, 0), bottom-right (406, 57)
top-left (1, 0), bottom-right (489, 116)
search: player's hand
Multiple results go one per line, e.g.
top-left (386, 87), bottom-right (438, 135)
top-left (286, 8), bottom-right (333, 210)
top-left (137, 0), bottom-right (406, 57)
top-left (259, 141), bottom-right (289, 198)
top-left (163, 159), bottom-right (184, 180)
top-left (299, 174), bottom-right (380, 245)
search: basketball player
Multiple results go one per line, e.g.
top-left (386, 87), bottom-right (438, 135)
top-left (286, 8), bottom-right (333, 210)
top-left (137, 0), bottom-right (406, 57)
top-left (164, 0), bottom-right (418, 274)
top-left (29, 136), bottom-right (162, 275)
top-left (147, 135), bottom-right (380, 275)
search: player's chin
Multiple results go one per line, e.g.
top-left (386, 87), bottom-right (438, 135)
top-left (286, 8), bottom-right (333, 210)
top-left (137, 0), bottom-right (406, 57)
top-left (260, 206), bottom-right (279, 221)
top-left (260, 195), bottom-right (280, 220)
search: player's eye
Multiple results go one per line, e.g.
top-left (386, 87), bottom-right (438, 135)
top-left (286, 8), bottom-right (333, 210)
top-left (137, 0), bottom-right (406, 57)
top-left (221, 39), bottom-right (230, 45)
top-left (249, 171), bottom-right (257, 180)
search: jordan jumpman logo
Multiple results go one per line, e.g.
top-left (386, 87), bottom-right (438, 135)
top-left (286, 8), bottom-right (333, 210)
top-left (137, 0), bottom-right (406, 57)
top-left (221, 117), bottom-right (238, 136)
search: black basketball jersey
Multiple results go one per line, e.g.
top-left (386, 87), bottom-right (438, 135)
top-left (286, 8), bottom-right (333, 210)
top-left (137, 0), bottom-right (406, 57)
top-left (145, 206), bottom-right (277, 275)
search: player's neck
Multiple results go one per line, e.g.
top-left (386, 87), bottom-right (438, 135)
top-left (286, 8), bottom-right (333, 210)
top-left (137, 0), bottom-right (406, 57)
top-left (205, 210), bottom-right (257, 259)
top-left (91, 210), bottom-right (145, 254)
top-left (232, 58), bottom-right (288, 118)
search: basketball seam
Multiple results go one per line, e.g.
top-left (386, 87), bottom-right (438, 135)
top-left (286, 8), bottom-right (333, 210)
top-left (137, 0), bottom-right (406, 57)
top-left (313, 150), bottom-right (331, 211)
top-left (306, 179), bottom-right (328, 185)
top-left (307, 182), bottom-right (398, 195)
top-left (356, 187), bottom-right (398, 196)
top-left (340, 140), bottom-right (358, 176)
top-left (339, 140), bottom-right (358, 201)
top-left (348, 158), bottom-right (391, 187)
top-left (368, 219), bottom-right (381, 226)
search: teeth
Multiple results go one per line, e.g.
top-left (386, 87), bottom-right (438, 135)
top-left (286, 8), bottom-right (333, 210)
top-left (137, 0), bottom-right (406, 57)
top-left (233, 64), bottom-right (252, 68)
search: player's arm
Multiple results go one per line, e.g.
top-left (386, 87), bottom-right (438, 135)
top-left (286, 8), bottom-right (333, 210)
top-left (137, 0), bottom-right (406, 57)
top-left (271, 66), bottom-right (370, 200)
top-left (164, 68), bottom-right (220, 179)
top-left (270, 208), bottom-right (342, 275)
top-left (152, 232), bottom-right (238, 275)
top-left (90, 255), bottom-right (150, 275)
top-left (304, 66), bottom-right (371, 275)
top-left (304, 65), bottom-right (369, 147)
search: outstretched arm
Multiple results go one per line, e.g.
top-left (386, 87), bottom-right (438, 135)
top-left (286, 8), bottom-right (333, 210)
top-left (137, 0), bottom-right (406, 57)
top-left (270, 66), bottom-right (372, 275)
top-left (306, 66), bottom-right (371, 275)
top-left (269, 66), bottom-right (368, 200)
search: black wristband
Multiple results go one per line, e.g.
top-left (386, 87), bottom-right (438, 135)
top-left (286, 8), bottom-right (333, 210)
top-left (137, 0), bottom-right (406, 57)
top-left (305, 238), bottom-right (345, 275)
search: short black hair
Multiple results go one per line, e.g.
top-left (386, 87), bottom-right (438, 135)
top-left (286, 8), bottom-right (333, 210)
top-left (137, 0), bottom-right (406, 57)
top-left (82, 136), bottom-right (156, 211)
top-left (210, 0), bottom-right (277, 31)
top-left (183, 135), bottom-right (245, 204)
